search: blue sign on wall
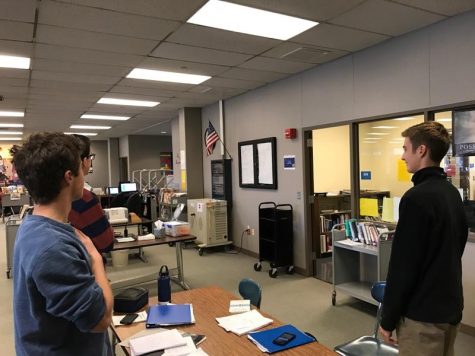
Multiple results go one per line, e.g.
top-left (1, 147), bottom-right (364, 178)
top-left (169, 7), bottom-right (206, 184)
top-left (361, 171), bottom-right (372, 180)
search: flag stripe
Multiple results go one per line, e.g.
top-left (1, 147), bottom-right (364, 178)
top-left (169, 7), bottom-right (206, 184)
top-left (204, 122), bottom-right (220, 156)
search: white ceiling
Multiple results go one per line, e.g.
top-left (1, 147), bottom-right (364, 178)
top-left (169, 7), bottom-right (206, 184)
top-left (1, 0), bottom-right (475, 140)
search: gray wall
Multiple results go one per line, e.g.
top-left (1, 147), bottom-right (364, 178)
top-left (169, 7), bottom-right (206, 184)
top-left (108, 138), bottom-right (120, 187)
top-left (87, 140), bottom-right (109, 188)
top-left (202, 10), bottom-right (475, 273)
top-left (128, 135), bottom-right (172, 176)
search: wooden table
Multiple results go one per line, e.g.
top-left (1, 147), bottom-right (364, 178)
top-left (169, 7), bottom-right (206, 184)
top-left (111, 286), bottom-right (336, 356)
top-left (110, 234), bottom-right (196, 290)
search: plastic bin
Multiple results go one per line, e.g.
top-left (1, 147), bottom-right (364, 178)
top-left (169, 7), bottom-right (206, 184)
top-left (111, 250), bottom-right (129, 267)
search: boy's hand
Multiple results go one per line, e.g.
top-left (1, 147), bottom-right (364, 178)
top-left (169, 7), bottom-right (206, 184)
top-left (75, 229), bottom-right (102, 264)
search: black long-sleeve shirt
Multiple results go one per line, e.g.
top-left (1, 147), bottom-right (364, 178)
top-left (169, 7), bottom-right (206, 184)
top-left (381, 166), bottom-right (468, 331)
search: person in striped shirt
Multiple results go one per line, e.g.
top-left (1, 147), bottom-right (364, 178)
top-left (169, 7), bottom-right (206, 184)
top-left (69, 135), bottom-right (114, 254)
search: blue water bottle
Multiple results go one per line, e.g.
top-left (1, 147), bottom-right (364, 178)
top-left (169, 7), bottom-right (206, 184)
top-left (158, 265), bottom-right (171, 304)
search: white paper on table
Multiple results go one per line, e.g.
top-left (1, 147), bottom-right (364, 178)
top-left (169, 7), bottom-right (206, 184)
top-left (129, 329), bottom-right (186, 356)
top-left (163, 336), bottom-right (196, 356)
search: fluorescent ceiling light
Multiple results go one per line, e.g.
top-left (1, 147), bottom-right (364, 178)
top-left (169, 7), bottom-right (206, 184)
top-left (0, 111), bottom-right (24, 117)
top-left (64, 132), bottom-right (98, 136)
top-left (372, 126), bottom-right (396, 129)
top-left (161, 131), bottom-right (167, 134)
top-left (363, 141), bottom-right (376, 144)
top-left (0, 137), bottom-right (22, 141)
top-left (0, 123), bottom-right (23, 128)
top-left (436, 118), bottom-right (451, 122)
top-left (394, 117), bottom-right (414, 121)
top-left (81, 114), bottom-right (130, 121)
top-left (364, 137), bottom-right (382, 140)
top-left (368, 132), bottom-right (389, 135)
top-left (187, 0), bottom-right (318, 40)
top-left (70, 125), bottom-right (111, 130)
top-left (127, 68), bottom-right (211, 85)
top-left (0, 55), bottom-right (30, 69)
top-left (98, 97), bottom-right (159, 107)
top-left (0, 131), bottom-right (22, 135)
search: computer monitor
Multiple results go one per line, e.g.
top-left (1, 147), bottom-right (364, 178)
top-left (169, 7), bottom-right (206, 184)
top-left (119, 182), bottom-right (138, 193)
top-left (108, 187), bottom-right (119, 195)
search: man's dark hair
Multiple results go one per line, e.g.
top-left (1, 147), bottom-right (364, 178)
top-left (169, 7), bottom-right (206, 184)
top-left (402, 121), bottom-right (450, 164)
top-left (73, 134), bottom-right (91, 159)
top-left (10, 133), bottom-right (82, 204)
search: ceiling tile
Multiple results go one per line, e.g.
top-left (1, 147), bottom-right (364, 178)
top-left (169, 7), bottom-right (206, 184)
top-left (330, 0), bottom-right (445, 36)
top-left (151, 42), bottom-right (253, 66)
top-left (0, 39), bottom-right (34, 57)
top-left (63, 0), bottom-right (207, 21)
top-left (30, 79), bottom-right (111, 92)
top-left (293, 23), bottom-right (390, 52)
top-left (0, 0), bottom-right (37, 22)
top-left (110, 85), bottom-right (178, 98)
top-left (33, 58), bottom-right (130, 77)
top-left (218, 67), bottom-right (287, 83)
top-left (0, 78), bottom-right (29, 87)
top-left (31, 70), bottom-right (118, 85)
top-left (0, 98), bottom-right (27, 108)
top-left (87, 103), bottom-right (150, 115)
top-left (39, 1), bottom-right (181, 40)
top-left (34, 44), bottom-right (143, 67)
top-left (167, 24), bottom-right (279, 55)
top-left (392, 0), bottom-right (475, 16)
top-left (140, 57), bottom-right (230, 76)
top-left (239, 56), bottom-right (315, 74)
top-left (204, 77), bottom-right (265, 90)
top-left (262, 42), bottom-right (348, 64)
top-left (227, 0), bottom-right (366, 21)
top-left (36, 24), bottom-right (157, 55)
top-left (0, 68), bottom-right (30, 79)
top-left (0, 20), bottom-right (34, 41)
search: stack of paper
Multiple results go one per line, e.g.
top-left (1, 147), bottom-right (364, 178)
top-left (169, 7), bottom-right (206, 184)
top-left (129, 329), bottom-right (208, 356)
top-left (229, 299), bottom-right (251, 313)
top-left (248, 324), bottom-right (315, 353)
top-left (146, 304), bottom-right (195, 328)
top-left (216, 309), bottom-right (273, 336)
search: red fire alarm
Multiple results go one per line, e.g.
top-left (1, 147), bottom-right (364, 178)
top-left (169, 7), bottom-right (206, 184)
top-left (284, 128), bottom-right (297, 139)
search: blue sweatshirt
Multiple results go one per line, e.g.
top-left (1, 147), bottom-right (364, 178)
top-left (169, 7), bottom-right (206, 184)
top-left (13, 215), bottom-right (110, 356)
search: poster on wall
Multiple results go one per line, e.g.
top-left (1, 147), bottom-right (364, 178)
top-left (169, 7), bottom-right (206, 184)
top-left (453, 109), bottom-right (475, 156)
top-left (283, 155), bottom-right (296, 170)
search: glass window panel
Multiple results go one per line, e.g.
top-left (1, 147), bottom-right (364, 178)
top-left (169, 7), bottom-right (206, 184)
top-left (358, 115), bottom-right (424, 220)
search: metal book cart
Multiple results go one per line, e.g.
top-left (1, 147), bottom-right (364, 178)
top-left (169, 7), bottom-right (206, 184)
top-left (331, 222), bottom-right (394, 306)
top-left (254, 202), bottom-right (294, 278)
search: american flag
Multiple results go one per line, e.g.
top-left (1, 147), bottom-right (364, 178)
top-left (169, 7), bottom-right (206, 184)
top-left (204, 121), bottom-right (220, 155)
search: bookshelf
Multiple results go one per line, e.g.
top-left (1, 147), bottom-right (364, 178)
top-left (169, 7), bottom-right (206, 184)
top-left (331, 223), bottom-right (394, 306)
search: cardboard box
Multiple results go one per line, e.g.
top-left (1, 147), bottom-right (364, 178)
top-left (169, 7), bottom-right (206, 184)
top-left (164, 221), bottom-right (190, 237)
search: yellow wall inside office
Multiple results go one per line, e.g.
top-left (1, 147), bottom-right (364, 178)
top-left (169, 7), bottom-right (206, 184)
top-left (312, 126), bottom-right (350, 193)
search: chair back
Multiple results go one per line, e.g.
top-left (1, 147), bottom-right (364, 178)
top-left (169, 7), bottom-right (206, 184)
top-left (238, 278), bottom-right (262, 308)
top-left (127, 192), bottom-right (144, 216)
top-left (371, 281), bottom-right (386, 303)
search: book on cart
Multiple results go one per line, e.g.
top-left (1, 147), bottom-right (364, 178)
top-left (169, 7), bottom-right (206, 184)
top-left (247, 324), bottom-right (315, 353)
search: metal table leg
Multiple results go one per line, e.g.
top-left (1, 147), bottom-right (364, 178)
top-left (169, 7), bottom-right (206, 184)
top-left (170, 241), bottom-right (190, 290)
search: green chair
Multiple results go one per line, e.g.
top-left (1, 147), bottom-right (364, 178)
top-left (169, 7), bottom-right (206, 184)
top-left (238, 278), bottom-right (262, 308)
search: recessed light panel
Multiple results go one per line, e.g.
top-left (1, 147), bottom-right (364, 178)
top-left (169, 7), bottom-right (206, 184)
top-left (0, 137), bottom-right (22, 141)
top-left (64, 132), bottom-right (98, 136)
top-left (0, 111), bottom-right (24, 117)
top-left (187, 0), bottom-right (318, 40)
top-left (70, 125), bottom-right (111, 130)
top-left (97, 98), bottom-right (159, 107)
top-left (372, 126), bottom-right (397, 129)
top-left (81, 114), bottom-right (130, 121)
top-left (0, 55), bottom-right (30, 69)
top-left (127, 68), bottom-right (211, 85)
top-left (0, 131), bottom-right (22, 135)
top-left (0, 123), bottom-right (23, 128)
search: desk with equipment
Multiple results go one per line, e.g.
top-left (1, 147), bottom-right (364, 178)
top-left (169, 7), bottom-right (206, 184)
top-left (110, 234), bottom-right (196, 290)
top-left (111, 286), bottom-right (336, 355)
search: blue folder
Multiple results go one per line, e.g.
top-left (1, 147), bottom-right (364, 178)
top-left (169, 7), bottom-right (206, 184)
top-left (146, 304), bottom-right (193, 328)
top-left (247, 324), bottom-right (315, 353)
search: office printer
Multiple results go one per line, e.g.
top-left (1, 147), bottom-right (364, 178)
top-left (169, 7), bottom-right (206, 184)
top-left (104, 207), bottom-right (129, 224)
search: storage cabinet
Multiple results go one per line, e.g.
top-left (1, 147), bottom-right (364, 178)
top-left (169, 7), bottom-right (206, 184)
top-left (332, 226), bottom-right (393, 306)
top-left (254, 202), bottom-right (294, 278)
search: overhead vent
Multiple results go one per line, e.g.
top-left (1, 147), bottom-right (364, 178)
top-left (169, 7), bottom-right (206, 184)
top-left (280, 47), bottom-right (331, 62)
top-left (190, 86), bottom-right (213, 94)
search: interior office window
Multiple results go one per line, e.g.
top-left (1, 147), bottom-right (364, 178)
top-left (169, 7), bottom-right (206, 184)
top-left (436, 111), bottom-right (475, 231)
top-left (358, 115), bottom-right (424, 221)
top-left (312, 125), bottom-right (351, 282)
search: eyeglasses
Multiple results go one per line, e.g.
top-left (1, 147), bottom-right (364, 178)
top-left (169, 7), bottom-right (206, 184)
top-left (87, 153), bottom-right (96, 161)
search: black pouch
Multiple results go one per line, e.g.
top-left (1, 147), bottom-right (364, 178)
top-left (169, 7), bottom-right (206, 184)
top-left (113, 287), bottom-right (149, 313)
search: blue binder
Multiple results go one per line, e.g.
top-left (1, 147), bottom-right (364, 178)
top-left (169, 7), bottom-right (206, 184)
top-left (247, 324), bottom-right (315, 353)
top-left (146, 304), bottom-right (193, 328)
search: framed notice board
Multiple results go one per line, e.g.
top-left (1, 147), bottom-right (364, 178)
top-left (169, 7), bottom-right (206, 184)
top-left (238, 137), bottom-right (277, 189)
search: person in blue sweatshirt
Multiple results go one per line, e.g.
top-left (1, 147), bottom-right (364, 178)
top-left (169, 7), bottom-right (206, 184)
top-left (380, 122), bottom-right (468, 356)
top-left (11, 132), bottom-right (113, 356)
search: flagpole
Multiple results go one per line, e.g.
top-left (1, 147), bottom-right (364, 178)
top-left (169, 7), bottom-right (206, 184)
top-left (218, 136), bottom-right (233, 160)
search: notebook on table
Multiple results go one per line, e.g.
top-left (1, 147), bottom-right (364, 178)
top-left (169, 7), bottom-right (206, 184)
top-left (146, 304), bottom-right (194, 328)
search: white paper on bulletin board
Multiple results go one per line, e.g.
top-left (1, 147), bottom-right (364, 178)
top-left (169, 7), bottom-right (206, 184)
top-left (258, 142), bottom-right (273, 184)
top-left (240, 145), bottom-right (254, 184)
